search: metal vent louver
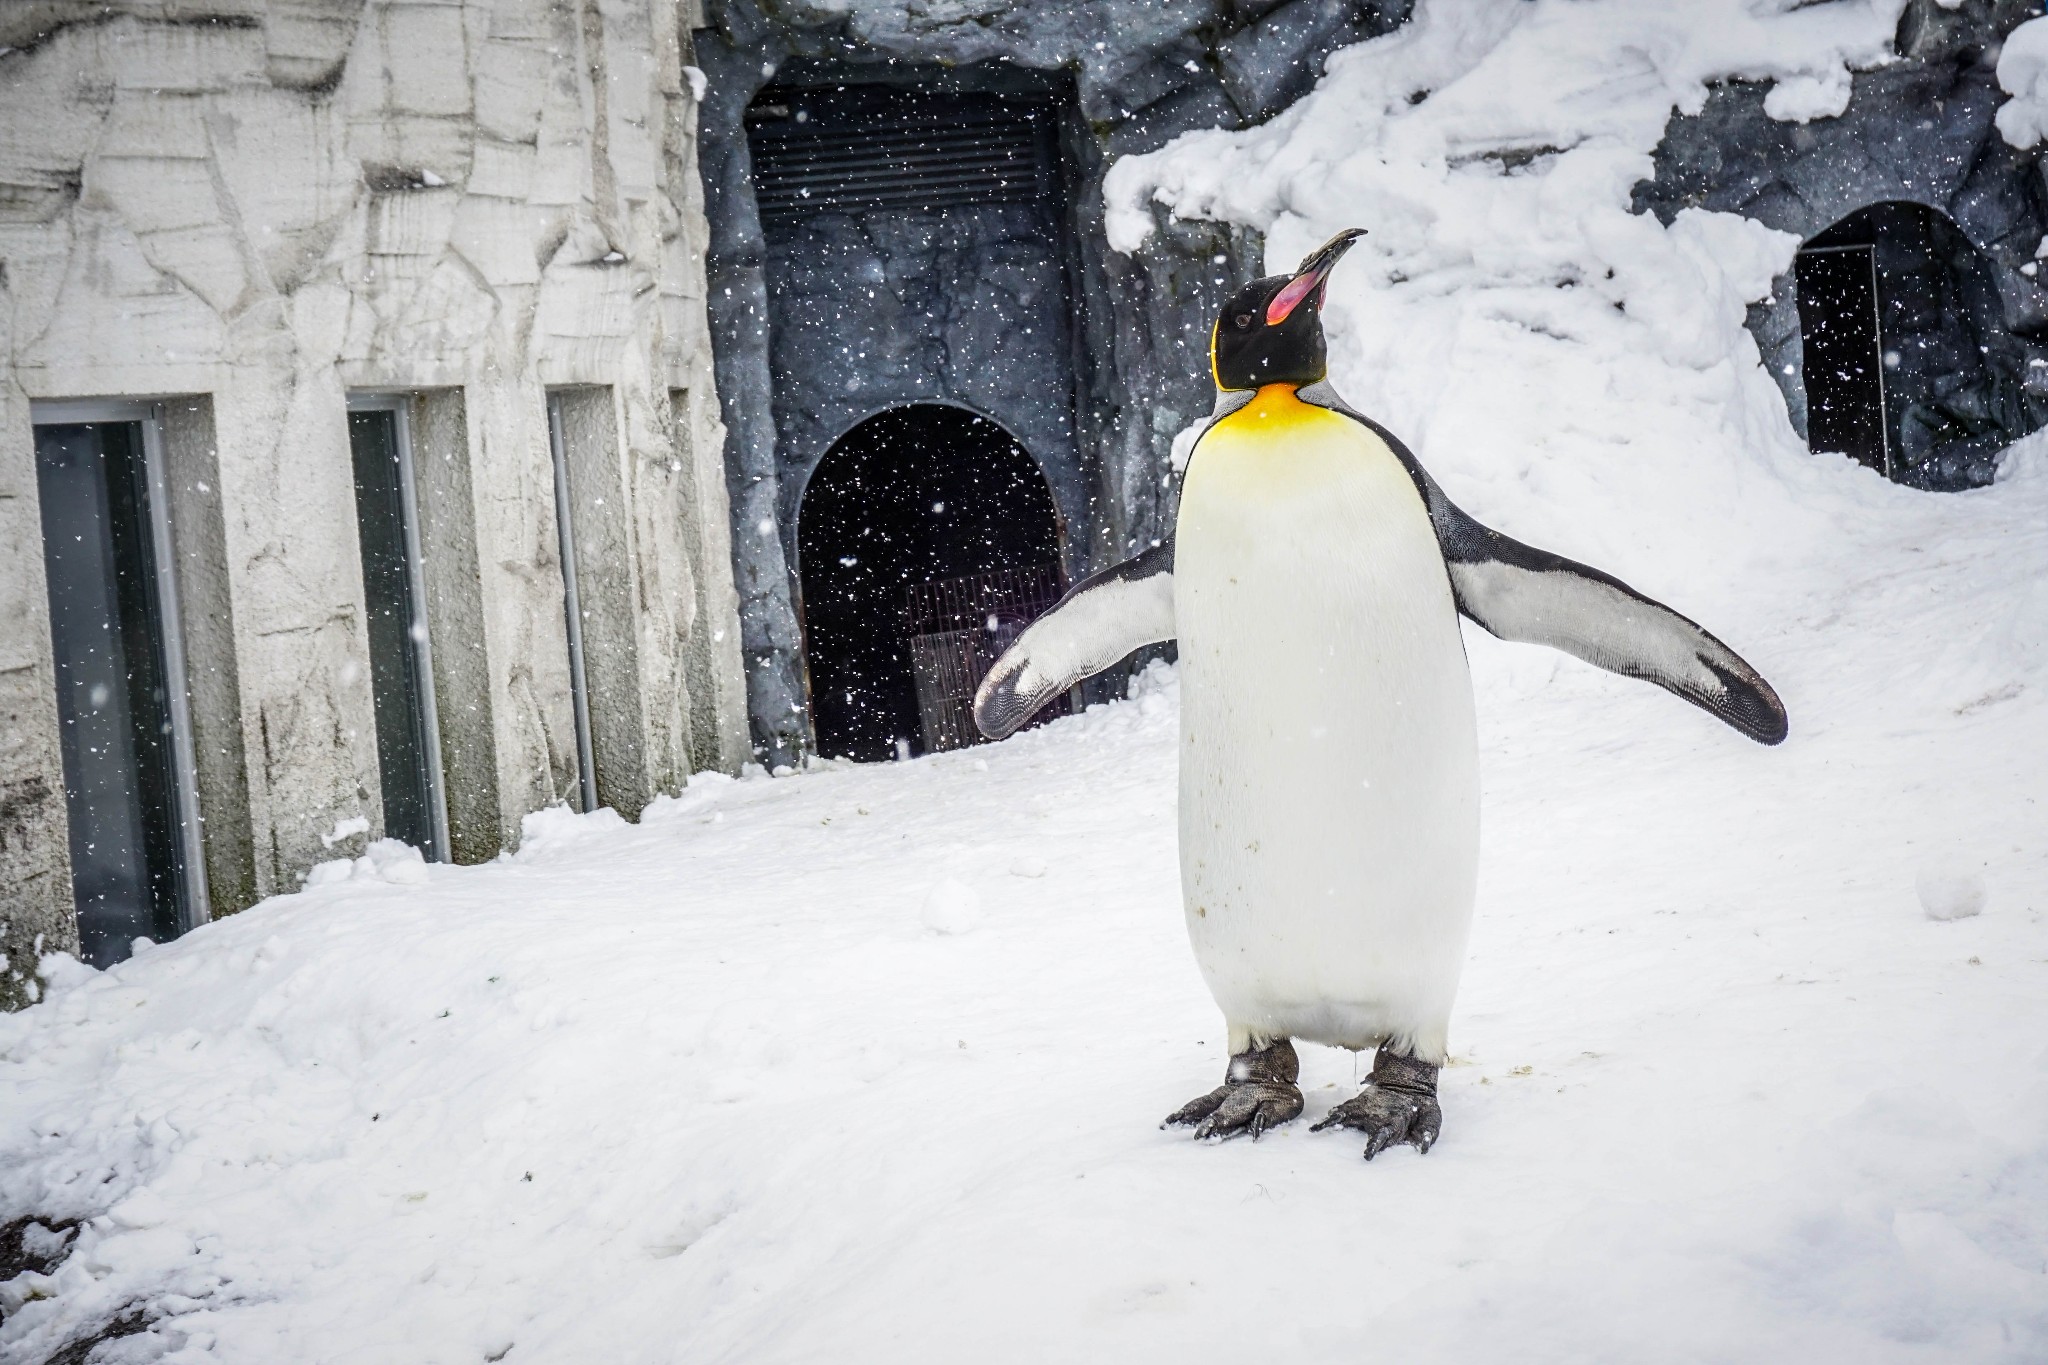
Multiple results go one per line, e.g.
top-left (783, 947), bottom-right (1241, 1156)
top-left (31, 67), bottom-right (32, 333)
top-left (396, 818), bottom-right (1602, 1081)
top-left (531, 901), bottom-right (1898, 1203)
top-left (748, 97), bottom-right (1055, 222)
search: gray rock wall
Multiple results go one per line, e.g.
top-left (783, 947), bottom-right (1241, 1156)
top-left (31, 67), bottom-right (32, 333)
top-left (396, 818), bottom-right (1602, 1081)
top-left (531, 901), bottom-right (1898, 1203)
top-left (766, 201), bottom-right (1087, 526)
top-left (695, 0), bottom-right (1407, 764)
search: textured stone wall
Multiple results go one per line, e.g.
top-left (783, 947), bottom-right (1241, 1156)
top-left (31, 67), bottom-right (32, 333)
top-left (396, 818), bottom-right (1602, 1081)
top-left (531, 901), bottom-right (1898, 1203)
top-left (695, 0), bottom-right (1408, 764)
top-left (1633, 0), bottom-right (2048, 489)
top-left (763, 199), bottom-right (1088, 543)
top-left (0, 0), bottom-right (747, 1004)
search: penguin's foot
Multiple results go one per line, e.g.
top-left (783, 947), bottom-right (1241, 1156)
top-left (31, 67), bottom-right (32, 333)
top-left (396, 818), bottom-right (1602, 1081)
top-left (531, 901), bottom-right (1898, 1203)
top-left (1311, 1045), bottom-right (1441, 1160)
top-left (1162, 1038), bottom-right (1303, 1141)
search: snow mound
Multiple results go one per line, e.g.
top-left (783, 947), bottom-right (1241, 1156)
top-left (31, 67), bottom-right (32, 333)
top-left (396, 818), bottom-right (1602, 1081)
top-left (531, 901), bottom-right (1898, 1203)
top-left (513, 802), bottom-right (630, 863)
top-left (304, 838), bottom-right (432, 887)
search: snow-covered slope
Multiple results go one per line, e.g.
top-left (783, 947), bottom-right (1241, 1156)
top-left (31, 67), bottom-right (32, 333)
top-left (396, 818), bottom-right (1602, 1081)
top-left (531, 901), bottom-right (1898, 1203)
top-left (7, 1), bottom-right (2048, 1360)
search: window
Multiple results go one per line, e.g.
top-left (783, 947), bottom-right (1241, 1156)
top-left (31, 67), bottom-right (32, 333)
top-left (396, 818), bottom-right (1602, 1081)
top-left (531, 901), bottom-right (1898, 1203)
top-left (32, 402), bottom-right (207, 964)
top-left (345, 396), bottom-right (450, 860)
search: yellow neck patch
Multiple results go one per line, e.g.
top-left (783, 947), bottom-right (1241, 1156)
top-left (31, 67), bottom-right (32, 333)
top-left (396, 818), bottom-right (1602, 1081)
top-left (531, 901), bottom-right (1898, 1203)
top-left (1211, 383), bottom-right (1341, 438)
top-left (1184, 380), bottom-right (1404, 512)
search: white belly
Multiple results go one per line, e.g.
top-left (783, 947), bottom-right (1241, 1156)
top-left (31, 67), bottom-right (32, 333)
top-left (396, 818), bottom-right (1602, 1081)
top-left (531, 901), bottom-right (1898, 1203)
top-left (1174, 392), bottom-right (1478, 1062)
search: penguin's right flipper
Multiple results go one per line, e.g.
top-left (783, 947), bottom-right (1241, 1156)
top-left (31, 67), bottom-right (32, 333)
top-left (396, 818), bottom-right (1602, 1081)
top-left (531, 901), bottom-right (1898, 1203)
top-left (973, 539), bottom-right (1176, 741)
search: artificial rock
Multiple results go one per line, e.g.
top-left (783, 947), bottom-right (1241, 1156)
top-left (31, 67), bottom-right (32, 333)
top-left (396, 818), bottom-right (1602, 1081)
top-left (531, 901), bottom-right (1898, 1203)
top-left (0, 0), bottom-right (750, 1005)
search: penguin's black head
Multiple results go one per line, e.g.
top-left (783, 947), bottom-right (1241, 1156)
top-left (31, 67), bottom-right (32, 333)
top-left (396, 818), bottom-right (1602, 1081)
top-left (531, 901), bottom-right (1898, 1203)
top-left (1210, 229), bottom-right (1366, 392)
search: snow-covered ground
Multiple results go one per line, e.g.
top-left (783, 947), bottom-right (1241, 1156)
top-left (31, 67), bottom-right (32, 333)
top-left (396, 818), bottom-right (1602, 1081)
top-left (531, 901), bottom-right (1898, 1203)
top-left (8, 1), bottom-right (2048, 1360)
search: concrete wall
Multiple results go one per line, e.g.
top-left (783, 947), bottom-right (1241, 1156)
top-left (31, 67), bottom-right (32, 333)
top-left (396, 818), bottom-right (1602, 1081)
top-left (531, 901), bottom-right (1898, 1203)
top-left (158, 396), bottom-right (261, 916)
top-left (0, 0), bottom-right (749, 1006)
top-left (0, 373), bottom-right (71, 1007)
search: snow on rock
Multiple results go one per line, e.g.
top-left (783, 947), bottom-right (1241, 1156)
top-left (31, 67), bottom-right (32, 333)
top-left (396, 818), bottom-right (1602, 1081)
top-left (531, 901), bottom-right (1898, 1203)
top-left (1168, 415), bottom-right (1210, 473)
top-left (1997, 16), bottom-right (2048, 148)
top-left (4, 3), bottom-right (2048, 1361)
top-left (318, 816), bottom-right (370, 850)
top-left (1104, 0), bottom-right (1908, 255)
top-left (1762, 65), bottom-right (1855, 123)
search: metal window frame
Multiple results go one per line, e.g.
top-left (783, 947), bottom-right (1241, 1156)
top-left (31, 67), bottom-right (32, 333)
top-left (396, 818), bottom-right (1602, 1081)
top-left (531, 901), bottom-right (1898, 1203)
top-left (345, 392), bottom-right (453, 862)
top-left (545, 391), bottom-right (600, 815)
top-left (29, 397), bottom-right (212, 934)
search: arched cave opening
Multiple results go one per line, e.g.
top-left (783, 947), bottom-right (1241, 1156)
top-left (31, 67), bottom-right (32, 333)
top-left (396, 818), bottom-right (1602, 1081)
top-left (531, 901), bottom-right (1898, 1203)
top-left (796, 405), bottom-right (1066, 763)
top-left (1794, 200), bottom-right (2032, 490)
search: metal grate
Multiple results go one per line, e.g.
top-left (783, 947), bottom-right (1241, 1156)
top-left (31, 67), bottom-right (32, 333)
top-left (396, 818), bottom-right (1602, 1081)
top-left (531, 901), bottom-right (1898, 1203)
top-left (749, 98), bottom-right (1055, 223)
top-left (903, 564), bottom-right (1065, 753)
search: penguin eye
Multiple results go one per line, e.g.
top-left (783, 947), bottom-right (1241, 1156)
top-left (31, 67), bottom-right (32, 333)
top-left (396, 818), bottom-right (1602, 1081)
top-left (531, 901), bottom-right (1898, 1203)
top-left (1234, 312), bottom-right (1254, 329)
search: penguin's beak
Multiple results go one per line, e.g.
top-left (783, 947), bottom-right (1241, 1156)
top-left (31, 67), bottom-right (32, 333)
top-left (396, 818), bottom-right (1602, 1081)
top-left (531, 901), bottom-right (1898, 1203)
top-left (1265, 228), bottom-right (1367, 326)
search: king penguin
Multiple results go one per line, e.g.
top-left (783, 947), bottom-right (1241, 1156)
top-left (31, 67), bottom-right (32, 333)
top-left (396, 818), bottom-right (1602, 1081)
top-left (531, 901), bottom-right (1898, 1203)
top-left (973, 229), bottom-right (1787, 1159)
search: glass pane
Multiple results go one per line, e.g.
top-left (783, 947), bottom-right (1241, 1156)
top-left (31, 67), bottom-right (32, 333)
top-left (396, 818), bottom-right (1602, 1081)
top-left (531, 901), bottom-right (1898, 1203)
top-left (347, 409), bottom-right (436, 855)
top-left (35, 421), bottom-right (184, 965)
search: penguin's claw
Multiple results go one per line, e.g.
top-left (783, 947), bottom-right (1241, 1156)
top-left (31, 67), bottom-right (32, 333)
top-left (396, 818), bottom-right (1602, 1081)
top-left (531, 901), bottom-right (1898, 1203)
top-left (1164, 1082), bottom-right (1304, 1141)
top-left (1164, 1038), bottom-right (1303, 1141)
top-left (1161, 1085), bottom-right (1230, 1130)
top-left (1310, 1085), bottom-right (1442, 1159)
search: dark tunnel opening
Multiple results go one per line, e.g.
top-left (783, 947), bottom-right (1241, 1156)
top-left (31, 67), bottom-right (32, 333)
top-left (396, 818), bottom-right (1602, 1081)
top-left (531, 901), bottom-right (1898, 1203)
top-left (796, 405), bottom-right (1065, 762)
top-left (1795, 201), bottom-right (2030, 489)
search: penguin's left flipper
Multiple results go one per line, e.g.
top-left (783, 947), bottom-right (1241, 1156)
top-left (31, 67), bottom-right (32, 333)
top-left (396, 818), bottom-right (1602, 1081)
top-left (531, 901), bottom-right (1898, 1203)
top-left (1295, 383), bottom-right (1789, 746)
top-left (1436, 514), bottom-right (1788, 745)
top-left (972, 539), bottom-right (1176, 741)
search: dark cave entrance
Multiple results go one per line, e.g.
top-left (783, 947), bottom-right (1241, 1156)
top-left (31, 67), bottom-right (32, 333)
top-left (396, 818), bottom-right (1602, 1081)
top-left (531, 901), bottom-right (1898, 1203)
top-left (797, 405), bottom-right (1065, 762)
top-left (1794, 201), bottom-right (2029, 489)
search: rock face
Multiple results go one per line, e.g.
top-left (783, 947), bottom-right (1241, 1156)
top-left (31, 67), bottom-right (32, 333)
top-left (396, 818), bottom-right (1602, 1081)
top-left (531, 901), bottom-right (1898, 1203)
top-left (0, 0), bottom-right (749, 1004)
top-left (764, 205), bottom-right (1084, 512)
top-left (1633, 0), bottom-right (2048, 490)
top-left (693, 0), bottom-right (1412, 764)
top-left (749, 75), bottom-right (1090, 653)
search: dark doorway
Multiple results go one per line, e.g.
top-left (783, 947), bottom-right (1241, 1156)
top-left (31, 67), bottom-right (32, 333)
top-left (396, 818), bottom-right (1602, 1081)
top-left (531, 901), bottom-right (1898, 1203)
top-left (1795, 202), bottom-right (2026, 489)
top-left (346, 403), bottom-right (447, 859)
top-left (34, 419), bottom-right (191, 965)
top-left (1794, 236), bottom-right (1886, 473)
top-left (797, 405), bottom-right (1064, 761)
